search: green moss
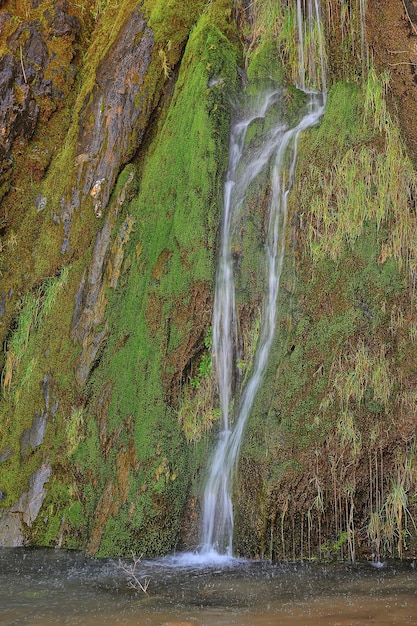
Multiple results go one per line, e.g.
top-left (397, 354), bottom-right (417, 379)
top-left (65, 6), bottom-right (240, 556)
top-left (247, 37), bottom-right (285, 86)
top-left (0, 0), bottom-right (236, 555)
top-left (306, 81), bottom-right (365, 159)
top-left (98, 510), bottom-right (132, 556)
top-left (146, 0), bottom-right (207, 46)
top-left (231, 59), bottom-right (417, 557)
top-left (0, 263), bottom-right (85, 516)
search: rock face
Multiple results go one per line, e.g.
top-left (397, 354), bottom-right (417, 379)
top-left (0, 1), bottom-right (79, 194)
top-left (71, 168), bottom-right (137, 385)
top-left (0, 51), bottom-right (39, 177)
top-left (0, 461), bottom-right (51, 546)
top-left (75, 8), bottom-right (155, 215)
top-left (0, 0), bottom-right (239, 556)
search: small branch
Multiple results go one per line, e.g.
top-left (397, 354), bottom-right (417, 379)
top-left (118, 552), bottom-right (150, 594)
top-left (19, 46), bottom-right (27, 84)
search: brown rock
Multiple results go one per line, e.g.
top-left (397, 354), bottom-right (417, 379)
top-left (48, 0), bottom-right (80, 38)
top-left (76, 7), bottom-right (155, 215)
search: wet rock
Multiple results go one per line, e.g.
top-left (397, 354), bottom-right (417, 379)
top-left (19, 375), bottom-right (57, 457)
top-left (20, 411), bottom-right (47, 458)
top-left (34, 194), bottom-right (47, 212)
top-left (19, 461), bottom-right (52, 526)
top-left (0, 445), bottom-right (12, 463)
top-left (0, 13), bottom-right (10, 31)
top-left (17, 25), bottom-right (49, 71)
top-left (71, 209), bottom-right (113, 384)
top-left (59, 190), bottom-right (80, 254)
top-left (72, 170), bottom-right (137, 386)
top-left (0, 460), bottom-right (52, 546)
top-left (42, 373), bottom-right (50, 409)
top-left (0, 22), bottom-right (50, 174)
top-left (0, 11), bottom-right (79, 184)
top-left (0, 512), bottom-right (25, 546)
top-left (76, 7), bottom-right (155, 216)
top-left (42, 373), bottom-right (59, 416)
top-left (0, 54), bottom-right (38, 173)
top-left (90, 178), bottom-right (106, 217)
top-left (107, 213), bottom-right (136, 287)
top-left (47, 0), bottom-right (80, 38)
top-left (0, 292), bottom-right (6, 318)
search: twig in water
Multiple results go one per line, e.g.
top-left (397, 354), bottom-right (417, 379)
top-left (118, 552), bottom-right (150, 594)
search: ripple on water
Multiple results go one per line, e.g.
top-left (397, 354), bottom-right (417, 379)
top-left (1, 549), bottom-right (417, 625)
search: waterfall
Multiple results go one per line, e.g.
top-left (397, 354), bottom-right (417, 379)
top-left (359, 0), bottom-right (368, 73)
top-left (200, 0), bottom-right (327, 557)
top-left (297, 0), bottom-right (326, 91)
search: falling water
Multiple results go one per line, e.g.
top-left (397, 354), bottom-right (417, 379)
top-left (200, 0), bottom-right (327, 556)
top-left (297, 0), bottom-right (327, 92)
top-left (359, 0), bottom-right (368, 72)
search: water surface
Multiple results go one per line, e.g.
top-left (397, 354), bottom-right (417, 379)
top-left (1, 548), bottom-right (416, 625)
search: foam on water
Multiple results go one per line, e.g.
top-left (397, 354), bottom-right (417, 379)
top-left (155, 549), bottom-right (245, 569)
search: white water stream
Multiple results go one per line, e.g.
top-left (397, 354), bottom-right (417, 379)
top-left (200, 0), bottom-right (327, 557)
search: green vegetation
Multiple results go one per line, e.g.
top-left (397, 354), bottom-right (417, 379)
top-left (306, 71), bottom-right (417, 284)
top-left (2, 268), bottom-right (69, 395)
top-left (1, 0), bottom-right (417, 562)
top-left (235, 60), bottom-right (417, 560)
top-left (63, 4), bottom-right (240, 556)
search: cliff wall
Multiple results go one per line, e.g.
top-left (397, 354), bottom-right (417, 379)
top-left (0, 0), bottom-right (416, 561)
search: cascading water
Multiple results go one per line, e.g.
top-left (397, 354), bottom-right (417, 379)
top-left (200, 0), bottom-right (327, 557)
top-left (359, 0), bottom-right (368, 72)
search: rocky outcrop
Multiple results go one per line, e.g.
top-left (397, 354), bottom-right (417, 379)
top-left (0, 0), bottom-right (263, 557)
top-left (76, 7), bottom-right (155, 216)
top-left (0, 1), bottom-right (80, 193)
top-left (71, 167), bottom-right (137, 385)
top-left (0, 461), bottom-right (51, 546)
top-left (0, 366), bottom-right (58, 546)
top-left (3, 0), bottom-right (417, 562)
top-left (20, 373), bottom-right (58, 457)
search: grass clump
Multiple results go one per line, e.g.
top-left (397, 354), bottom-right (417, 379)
top-left (299, 69), bottom-right (417, 292)
top-left (2, 268), bottom-right (68, 394)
